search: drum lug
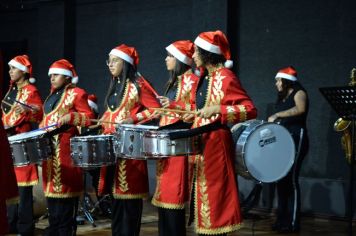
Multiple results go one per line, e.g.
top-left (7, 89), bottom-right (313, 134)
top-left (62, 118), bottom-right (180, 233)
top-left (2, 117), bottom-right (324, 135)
top-left (22, 143), bottom-right (28, 157)
top-left (129, 134), bottom-right (134, 142)
top-left (167, 141), bottom-right (176, 146)
top-left (92, 143), bottom-right (97, 160)
top-left (128, 144), bottom-right (134, 153)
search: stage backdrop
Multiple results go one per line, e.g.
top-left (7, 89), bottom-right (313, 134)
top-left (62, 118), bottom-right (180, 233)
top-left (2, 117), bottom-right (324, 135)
top-left (0, 0), bottom-right (356, 218)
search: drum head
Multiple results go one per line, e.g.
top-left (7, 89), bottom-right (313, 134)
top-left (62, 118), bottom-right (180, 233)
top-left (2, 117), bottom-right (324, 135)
top-left (242, 122), bottom-right (295, 183)
top-left (8, 129), bottom-right (47, 142)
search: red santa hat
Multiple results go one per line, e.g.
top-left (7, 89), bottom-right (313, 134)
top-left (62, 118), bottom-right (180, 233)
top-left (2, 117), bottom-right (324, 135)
top-left (194, 30), bottom-right (233, 68)
top-left (275, 66), bottom-right (298, 81)
top-left (166, 40), bottom-right (194, 66)
top-left (8, 55), bottom-right (36, 83)
top-left (48, 59), bottom-right (79, 84)
top-left (87, 94), bottom-right (98, 113)
top-left (109, 44), bottom-right (139, 67)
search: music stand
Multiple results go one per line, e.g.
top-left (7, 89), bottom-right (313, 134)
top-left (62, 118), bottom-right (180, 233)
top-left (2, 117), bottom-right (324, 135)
top-left (320, 86), bottom-right (356, 236)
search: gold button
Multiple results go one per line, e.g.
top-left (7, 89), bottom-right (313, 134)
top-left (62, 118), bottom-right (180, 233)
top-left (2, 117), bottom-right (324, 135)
top-left (7, 97), bottom-right (10, 100)
top-left (111, 105), bottom-right (114, 109)
top-left (114, 93), bottom-right (117, 96)
top-left (199, 92), bottom-right (203, 96)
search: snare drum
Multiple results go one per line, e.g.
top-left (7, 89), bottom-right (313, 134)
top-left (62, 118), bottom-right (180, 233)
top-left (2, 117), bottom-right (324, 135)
top-left (115, 124), bottom-right (201, 159)
top-left (70, 135), bottom-right (117, 168)
top-left (231, 119), bottom-right (295, 183)
top-left (8, 130), bottom-right (52, 166)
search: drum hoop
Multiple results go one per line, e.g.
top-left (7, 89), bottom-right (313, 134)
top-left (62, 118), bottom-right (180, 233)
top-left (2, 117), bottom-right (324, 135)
top-left (9, 134), bottom-right (47, 143)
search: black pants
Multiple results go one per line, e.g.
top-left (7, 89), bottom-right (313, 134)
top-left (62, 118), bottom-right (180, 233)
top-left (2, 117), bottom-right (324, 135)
top-left (275, 131), bottom-right (309, 230)
top-left (111, 199), bottom-right (143, 236)
top-left (45, 197), bottom-right (79, 236)
top-left (7, 185), bottom-right (34, 235)
top-left (158, 208), bottom-right (186, 236)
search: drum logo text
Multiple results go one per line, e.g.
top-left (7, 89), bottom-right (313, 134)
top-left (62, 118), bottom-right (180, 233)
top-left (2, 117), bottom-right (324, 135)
top-left (259, 136), bottom-right (276, 147)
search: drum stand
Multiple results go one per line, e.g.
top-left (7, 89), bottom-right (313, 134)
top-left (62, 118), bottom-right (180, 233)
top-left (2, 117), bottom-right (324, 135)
top-left (320, 86), bottom-right (356, 236)
top-left (77, 170), bottom-right (97, 227)
top-left (77, 169), bottom-right (113, 227)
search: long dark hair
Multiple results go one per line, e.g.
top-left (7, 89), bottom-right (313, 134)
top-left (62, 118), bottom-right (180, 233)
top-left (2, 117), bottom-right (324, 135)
top-left (196, 46), bottom-right (226, 67)
top-left (277, 79), bottom-right (306, 103)
top-left (104, 60), bottom-right (139, 108)
top-left (164, 58), bottom-right (190, 95)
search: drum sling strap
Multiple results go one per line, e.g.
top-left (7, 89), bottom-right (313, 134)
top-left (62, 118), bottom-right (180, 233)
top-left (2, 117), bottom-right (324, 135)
top-left (168, 122), bottom-right (226, 140)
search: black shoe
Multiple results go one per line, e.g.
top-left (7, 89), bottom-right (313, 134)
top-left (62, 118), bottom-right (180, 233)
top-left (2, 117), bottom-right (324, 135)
top-left (277, 225), bottom-right (300, 234)
top-left (271, 222), bottom-right (282, 231)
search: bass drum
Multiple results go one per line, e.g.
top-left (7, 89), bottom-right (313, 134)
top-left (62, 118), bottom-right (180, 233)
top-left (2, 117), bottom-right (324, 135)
top-left (231, 119), bottom-right (295, 183)
top-left (33, 167), bottom-right (47, 217)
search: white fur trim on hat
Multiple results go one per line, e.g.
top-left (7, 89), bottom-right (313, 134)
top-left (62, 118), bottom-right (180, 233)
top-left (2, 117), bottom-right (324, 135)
top-left (29, 77), bottom-right (36, 83)
top-left (109, 49), bottom-right (134, 65)
top-left (194, 36), bottom-right (221, 55)
top-left (8, 60), bottom-right (29, 73)
top-left (275, 72), bottom-right (297, 81)
top-left (88, 100), bottom-right (98, 113)
top-left (224, 60), bottom-right (233, 68)
top-left (48, 68), bottom-right (73, 77)
top-left (166, 44), bottom-right (192, 65)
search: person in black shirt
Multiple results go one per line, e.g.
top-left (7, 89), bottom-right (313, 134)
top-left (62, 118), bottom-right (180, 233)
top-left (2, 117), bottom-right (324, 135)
top-left (268, 66), bottom-right (309, 233)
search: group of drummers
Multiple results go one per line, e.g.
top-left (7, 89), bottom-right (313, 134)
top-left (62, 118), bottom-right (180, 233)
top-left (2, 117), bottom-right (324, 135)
top-left (0, 29), bottom-right (308, 236)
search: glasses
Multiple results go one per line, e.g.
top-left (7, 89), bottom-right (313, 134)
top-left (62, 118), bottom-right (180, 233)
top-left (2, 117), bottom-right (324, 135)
top-left (106, 58), bottom-right (121, 66)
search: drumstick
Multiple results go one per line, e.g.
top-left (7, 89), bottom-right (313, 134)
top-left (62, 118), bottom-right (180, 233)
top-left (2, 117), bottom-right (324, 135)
top-left (88, 124), bottom-right (101, 129)
top-left (41, 123), bottom-right (59, 130)
top-left (151, 107), bottom-right (196, 115)
top-left (14, 100), bottom-right (38, 111)
top-left (136, 113), bottom-right (160, 125)
top-left (160, 112), bottom-right (181, 118)
top-left (90, 119), bottom-right (120, 125)
top-left (1, 100), bottom-right (13, 107)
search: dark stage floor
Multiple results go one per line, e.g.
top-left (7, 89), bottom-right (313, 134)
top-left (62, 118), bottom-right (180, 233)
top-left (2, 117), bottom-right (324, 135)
top-left (13, 199), bottom-right (355, 236)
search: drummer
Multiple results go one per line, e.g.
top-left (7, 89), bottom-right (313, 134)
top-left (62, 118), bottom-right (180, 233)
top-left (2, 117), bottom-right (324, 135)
top-left (0, 120), bottom-right (19, 235)
top-left (40, 59), bottom-right (95, 235)
top-left (1, 55), bottom-right (43, 235)
top-left (182, 30), bottom-right (257, 235)
top-left (97, 44), bottom-right (161, 236)
top-left (152, 40), bottom-right (200, 236)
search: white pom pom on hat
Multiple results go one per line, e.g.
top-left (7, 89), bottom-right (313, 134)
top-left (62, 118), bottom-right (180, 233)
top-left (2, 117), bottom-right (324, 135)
top-left (29, 77), bottom-right (36, 83)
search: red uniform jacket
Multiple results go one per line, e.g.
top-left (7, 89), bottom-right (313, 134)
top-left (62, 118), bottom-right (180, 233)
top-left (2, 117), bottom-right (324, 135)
top-left (98, 76), bottom-right (161, 199)
top-left (40, 84), bottom-right (94, 198)
top-left (0, 121), bottom-right (19, 234)
top-left (190, 67), bottom-right (257, 234)
top-left (152, 70), bottom-right (200, 209)
top-left (1, 80), bottom-right (43, 186)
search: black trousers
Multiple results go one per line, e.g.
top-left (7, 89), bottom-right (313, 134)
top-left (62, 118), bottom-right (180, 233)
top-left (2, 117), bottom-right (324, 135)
top-left (45, 197), bottom-right (79, 236)
top-left (7, 185), bottom-right (34, 235)
top-left (275, 131), bottom-right (309, 230)
top-left (158, 208), bottom-right (186, 236)
top-left (111, 198), bottom-right (143, 236)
